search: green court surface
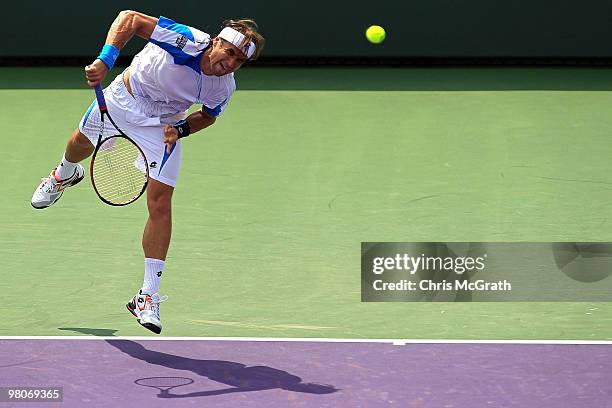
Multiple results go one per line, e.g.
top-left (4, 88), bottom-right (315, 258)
top-left (2, 67), bottom-right (612, 339)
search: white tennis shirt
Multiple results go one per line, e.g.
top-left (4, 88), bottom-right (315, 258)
top-left (127, 16), bottom-right (235, 120)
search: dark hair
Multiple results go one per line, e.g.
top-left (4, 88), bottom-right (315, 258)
top-left (222, 19), bottom-right (265, 60)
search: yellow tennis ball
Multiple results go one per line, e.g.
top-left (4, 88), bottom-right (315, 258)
top-left (366, 25), bottom-right (386, 44)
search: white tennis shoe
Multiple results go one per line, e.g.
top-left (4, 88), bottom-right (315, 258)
top-left (126, 290), bottom-right (168, 334)
top-left (31, 165), bottom-right (85, 209)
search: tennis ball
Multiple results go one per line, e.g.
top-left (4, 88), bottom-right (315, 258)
top-left (366, 25), bottom-right (386, 44)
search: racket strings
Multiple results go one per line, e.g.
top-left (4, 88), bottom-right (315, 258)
top-left (92, 137), bottom-right (148, 204)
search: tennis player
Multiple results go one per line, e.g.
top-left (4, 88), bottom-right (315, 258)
top-left (31, 10), bottom-right (264, 334)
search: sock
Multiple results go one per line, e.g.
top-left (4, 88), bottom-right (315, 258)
top-left (55, 154), bottom-right (78, 180)
top-left (142, 258), bottom-right (165, 295)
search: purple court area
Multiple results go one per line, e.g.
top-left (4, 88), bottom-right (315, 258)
top-left (1, 339), bottom-right (612, 407)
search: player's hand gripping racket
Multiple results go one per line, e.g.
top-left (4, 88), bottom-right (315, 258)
top-left (90, 84), bottom-right (148, 206)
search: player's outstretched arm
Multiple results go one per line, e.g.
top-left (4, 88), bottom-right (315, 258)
top-left (85, 10), bottom-right (158, 87)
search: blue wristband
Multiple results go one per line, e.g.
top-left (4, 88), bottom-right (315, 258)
top-left (97, 44), bottom-right (120, 70)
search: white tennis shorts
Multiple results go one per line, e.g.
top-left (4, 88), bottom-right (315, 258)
top-left (78, 75), bottom-right (184, 187)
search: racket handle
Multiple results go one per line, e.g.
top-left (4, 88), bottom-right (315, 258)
top-left (94, 85), bottom-right (107, 111)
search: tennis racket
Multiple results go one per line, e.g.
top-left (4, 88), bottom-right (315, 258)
top-left (90, 84), bottom-right (149, 206)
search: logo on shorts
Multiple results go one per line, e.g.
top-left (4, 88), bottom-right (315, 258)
top-left (150, 161), bottom-right (157, 168)
top-left (175, 36), bottom-right (188, 50)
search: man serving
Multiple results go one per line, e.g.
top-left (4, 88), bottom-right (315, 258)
top-left (31, 10), bottom-right (264, 333)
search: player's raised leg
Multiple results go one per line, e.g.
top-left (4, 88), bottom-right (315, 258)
top-left (127, 178), bottom-right (173, 333)
top-left (31, 129), bottom-right (94, 209)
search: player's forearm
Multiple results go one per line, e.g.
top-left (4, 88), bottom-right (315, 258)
top-left (105, 10), bottom-right (156, 49)
top-left (186, 111), bottom-right (216, 134)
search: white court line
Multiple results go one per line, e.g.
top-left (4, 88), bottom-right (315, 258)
top-left (1, 336), bottom-right (612, 345)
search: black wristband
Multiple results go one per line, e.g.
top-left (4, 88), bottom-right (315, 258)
top-left (173, 119), bottom-right (191, 139)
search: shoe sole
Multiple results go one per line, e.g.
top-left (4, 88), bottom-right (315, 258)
top-left (31, 173), bottom-right (84, 209)
top-left (126, 303), bottom-right (162, 334)
top-left (141, 322), bottom-right (162, 334)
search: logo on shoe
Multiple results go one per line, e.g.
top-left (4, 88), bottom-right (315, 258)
top-left (137, 296), bottom-right (148, 312)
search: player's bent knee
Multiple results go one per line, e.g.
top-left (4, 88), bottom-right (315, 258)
top-left (71, 130), bottom-right (94, 148)
top-left (65, 130), bottom-right (95, 163)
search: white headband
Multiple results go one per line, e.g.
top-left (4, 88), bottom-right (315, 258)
top-left (218, 27), bottom-right (256, 59)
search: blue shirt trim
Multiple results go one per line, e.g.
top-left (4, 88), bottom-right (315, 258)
top-left (202, 99), bottom-right (226, 117)
top-left (157, 16), bottom-right (195, 42)
top-left (186, 52), bottom-right (204, 74)
top-left (149, 38), bottom-right (202, 73)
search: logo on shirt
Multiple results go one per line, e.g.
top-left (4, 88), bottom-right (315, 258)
top-left (150, 161), bottom-right (157, 169)
top-left (175, 35), bottom-right (188, 50)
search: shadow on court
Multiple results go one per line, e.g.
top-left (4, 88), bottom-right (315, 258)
top-left (106, 340), bottom-right (338, 398)
top-left (58, 327), bottom-right (118, 337)
top-left (2, 340), bottom-right (612, 406)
